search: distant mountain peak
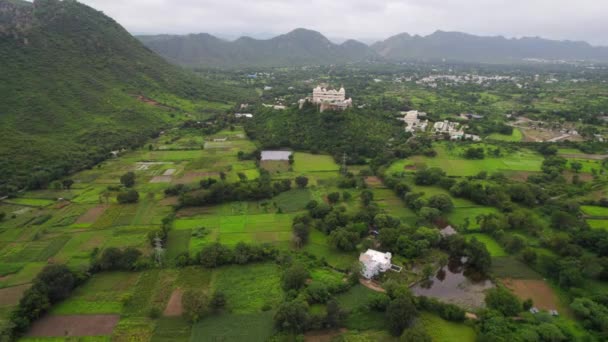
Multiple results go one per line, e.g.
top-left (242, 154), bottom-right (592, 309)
top-left (137, 28), bottom-right (608, 67)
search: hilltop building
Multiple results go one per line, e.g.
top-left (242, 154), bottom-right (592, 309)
top-left (299, 85), bottom-right (353, 112)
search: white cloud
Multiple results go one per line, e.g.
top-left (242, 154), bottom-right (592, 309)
top-left (78, 0), bottom-right (608, 45)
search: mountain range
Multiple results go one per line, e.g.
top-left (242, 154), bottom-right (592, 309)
top-left (139, 29), bottom-right (608, 68)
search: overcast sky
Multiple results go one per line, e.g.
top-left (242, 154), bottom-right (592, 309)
top-left (77, 0), bottom-right (608, 45)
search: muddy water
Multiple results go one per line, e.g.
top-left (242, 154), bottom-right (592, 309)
top-left (411, 258), bottom-right (494, 309)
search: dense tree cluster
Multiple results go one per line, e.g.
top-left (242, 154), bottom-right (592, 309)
top-left (179, 173), bottom-right (292, 207)
top-left (8, 265), bottom-right (83, 338)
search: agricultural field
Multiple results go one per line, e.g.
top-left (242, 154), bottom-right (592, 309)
top-left (487, 128), bottom-right (523, 142)
top-left (464, 233), bottom-right (507, 257)
top-left (390, 144), bottom-right (544, 177)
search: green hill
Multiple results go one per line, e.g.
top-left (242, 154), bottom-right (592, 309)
top-left (0, 0), bottom-right (247, 195)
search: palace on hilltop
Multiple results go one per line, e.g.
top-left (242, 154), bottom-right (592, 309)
top-left (300, 85), bottom-right (353, 112)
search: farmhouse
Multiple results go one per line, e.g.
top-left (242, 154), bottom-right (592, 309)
top-left (359, 249), bottom-right (393, 279)
top-left (439, 225), bottom-right (458, 238)
top-left (261, 150), bottom-right (292, 161)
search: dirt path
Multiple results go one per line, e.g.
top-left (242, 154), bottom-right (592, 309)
top-left (163, 289), bottom-right (184, 316)
top-left (359, 279), bottom-right (385, 293)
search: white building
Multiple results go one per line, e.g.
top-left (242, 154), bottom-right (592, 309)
top-left (261, 151), bottom-right (292, 161)
top-left (300, 85), bottom-right (353, 112)
top-left (312, 86), bottom-right (346, 104)
top-left (235, 113), bottom-right (253, 118)
top-left (359, 249), bottom-right (392, 279)
top-left (402, 110), bottom-right (428, 133)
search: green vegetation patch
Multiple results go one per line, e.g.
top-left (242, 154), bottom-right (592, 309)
top-left (448, 207), bottom-right (500, 230)
top-left (3, 198), bottom-right (56, 207)
top-left (0, 262), bottom-right (46, 289)
top-left (211, 263), bottom-right (282, 314)
top-left (303, 230), bottom-right (356, 271)
top-left (293, 153), bottom-right (340, 173)
top-left (488, 128), bottom-right (523, 142)
top-left (419, 312), bottom-right (476, 342)
top-left (51, 272), bottom-right (139, 314)
top-left (151, 317), bottom-right (191, 342)
top-left (272, 189), bottom-right (312, 212)
top-left (586, 219), bottom-right (608, 231)
top-left (408, 145), bottom-right (543, 177)
top-left (464, 233), bottom-right (507, 257)
top-left (491, 256), bottom-right (543, 280)
top-left (581, 206), bottom-right (608, 217)
top-left (190, 311), bottom-right (275, 342)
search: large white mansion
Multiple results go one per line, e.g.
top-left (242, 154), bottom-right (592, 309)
top-left (300, 85), bottom-right (353, 112)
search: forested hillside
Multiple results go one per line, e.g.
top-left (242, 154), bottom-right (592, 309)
top-left (0, 0), bottom-right (249, 195)
top-left (244, 103), bottom-right (403, 163)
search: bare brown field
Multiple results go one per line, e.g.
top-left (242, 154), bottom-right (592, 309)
top-left (75, 205), bottom-right (108, 224)
top-left (501, 278), bottom-right (561, 311)
top-left (0, 283), bottom-right (31, 306)
top-left (364, 176), bottom-right (383, 188)
top-left (26, 314), bottom-right (120, 337)
top-left (163, 289), bottom-right (183, 316)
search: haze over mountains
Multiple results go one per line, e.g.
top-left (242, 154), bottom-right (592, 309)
top-left (139, 29), bottom-right (608, 68)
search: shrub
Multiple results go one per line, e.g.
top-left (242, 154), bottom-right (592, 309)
top-left (117, 189), bottom-right (139, 204)
top-left (282, 263), bottom-right (309, 291)
top-left (485, 287), bottom-right (522, 316)
top-left (274, 300), bottom-right (310, 333)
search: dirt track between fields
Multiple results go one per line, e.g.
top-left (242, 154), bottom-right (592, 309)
top-left (163, 289), bottom-right (184, 316)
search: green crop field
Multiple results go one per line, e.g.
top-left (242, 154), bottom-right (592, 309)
top-left (581, 206), bottom-right (608, 217)
top-left (465, 233), bottom-right (507, 257)
top-left (293, 153), bottom-right (340, 173)
top-left (420, 312), bottom-right (476, 342)
top-left (51, 272), bottom-right (140, 315)
top-left (396, 144), bottom-right (544, 177)
top-left (587, 219), bottom-right (608, 231)
top-left (190, 311), bottom-right (275, 342)
top-left (211, 263), bottom-right (282, 314)
top-left (448, 207), bottom-right (499, 229)
top-left (487, 128), bottom-right (523, 142)
top-left (3, 198), bottom-right (56, 207)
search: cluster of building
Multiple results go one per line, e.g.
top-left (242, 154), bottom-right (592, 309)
top-left (415, 74), bottom-right (518, 88)
top-left (401, 110), bottom-right (428, 134)
top-left (299, 85), bottom-right (353, 112)
top-left (401, 110), bottom-right (481, 141)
